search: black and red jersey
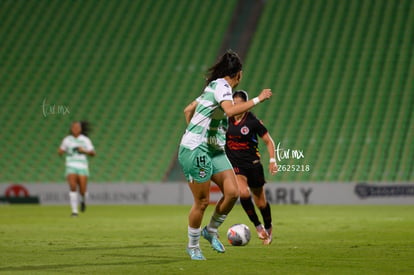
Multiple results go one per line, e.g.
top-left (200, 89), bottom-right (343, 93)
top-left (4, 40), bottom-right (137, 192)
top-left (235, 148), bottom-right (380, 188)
top-left (225, 112), bottom-right (268, 168)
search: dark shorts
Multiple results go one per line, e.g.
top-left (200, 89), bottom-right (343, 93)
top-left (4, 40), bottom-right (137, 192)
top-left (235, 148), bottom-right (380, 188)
top-left (233, 163), bottom-right (266, 188)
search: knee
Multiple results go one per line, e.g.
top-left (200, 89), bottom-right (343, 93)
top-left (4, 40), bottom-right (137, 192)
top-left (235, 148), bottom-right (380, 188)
top-left (239, 189), bottom-right (250, 199)
top-left (68, 184), bottom-right (77, 192)
top-left (227, 189), bottom-right (239, 203)
top-left (194, 197), bottom-right (210, 211)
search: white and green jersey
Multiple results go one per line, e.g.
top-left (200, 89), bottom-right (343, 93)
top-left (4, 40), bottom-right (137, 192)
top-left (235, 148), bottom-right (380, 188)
top-left (60, 134), bottom-right (94, 169)
top-left (180, 78), bottom-right (233, 153)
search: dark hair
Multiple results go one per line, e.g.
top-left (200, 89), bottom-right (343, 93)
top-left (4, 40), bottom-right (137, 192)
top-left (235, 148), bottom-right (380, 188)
top-left (233, 90), bottom-right (248, 102)
top-left (206, 50), bottom-right (242, 84)
top-left (70, 121), bottom-right (92, 136)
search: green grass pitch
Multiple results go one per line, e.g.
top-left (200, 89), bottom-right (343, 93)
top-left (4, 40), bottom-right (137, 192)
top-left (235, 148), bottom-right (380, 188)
top-left (1, 205), bottom-right (413, 274)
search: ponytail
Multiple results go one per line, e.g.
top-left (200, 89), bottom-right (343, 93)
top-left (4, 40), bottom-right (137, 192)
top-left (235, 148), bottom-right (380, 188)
top-left (206, 50), bottom-right (242, 84)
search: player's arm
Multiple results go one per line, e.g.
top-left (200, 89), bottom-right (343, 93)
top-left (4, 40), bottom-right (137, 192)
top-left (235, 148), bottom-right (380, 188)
top-left (184, 100), bottom-right (198, 124)
top-left (261, 132), bottom-right (278, 175)
top-left (78, 140), bottom-right (96, 157)
top-left (58, 139), bottom-right (66, 156)
top-left (221, 89), bottom-right (272, 117)
top-left (77, 147), bottom-right (96, 156)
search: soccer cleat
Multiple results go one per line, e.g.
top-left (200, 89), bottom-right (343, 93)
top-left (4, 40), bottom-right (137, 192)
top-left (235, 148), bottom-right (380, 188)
top-left (71, 213), bottom-right (78, 217)
top-left (263, 227), bottom-right (273, 245)
top-left (256, 224), bottom-right (269, 240)
top-left (186, 247), bottom-right (206, 260)
top-left (201, 226), bottom-right (225, 253)
top-left (80, 202), bottom-right (86, 212)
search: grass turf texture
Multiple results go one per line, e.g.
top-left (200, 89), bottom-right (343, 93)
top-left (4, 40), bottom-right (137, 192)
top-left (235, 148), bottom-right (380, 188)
top-left (0, 205), bottom-right (413, 274)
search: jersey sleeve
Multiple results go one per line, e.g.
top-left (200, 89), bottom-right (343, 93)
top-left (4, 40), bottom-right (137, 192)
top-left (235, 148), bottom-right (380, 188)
top-left (252, 114), bottom-right (268, 137)
top-left (84, 137), bottom-right (95, 151)
top-left (195, 93), bottom-right (203, 103)
top-left (60, 137), bottom-right (69, 151)
top-left (214, 82), bottom-right (233, 104)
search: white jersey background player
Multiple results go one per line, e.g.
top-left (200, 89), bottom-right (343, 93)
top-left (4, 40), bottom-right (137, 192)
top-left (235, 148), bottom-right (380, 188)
top-left (58, 121), bottom-right (95, 217)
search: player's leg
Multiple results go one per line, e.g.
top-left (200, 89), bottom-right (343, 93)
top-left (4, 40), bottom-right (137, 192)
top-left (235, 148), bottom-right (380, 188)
top-left (67, 173), bottom-right (79, 216)
top-left (237, 174), bottom-right (262, 228)
top-left (78, 175), bottom-right (88, 212)
top-left (210, 169), bottom-right (239, 223)
top-left (251, 186), bottom-right (272, 244)
top-left (201, 165), bottom-right (238, 253)
top-left (185, 181), bottom-right (210, 260)
top-left (178, 146), bottom-right (210, 260)
top-left (212, 170), bottom-right (239, 213)
top-left (246, 163), bottom-right (271, 244)
top-left (188, 180), bottom-right (211, 229)
top-left (210, 152), bottom-right (239, 216)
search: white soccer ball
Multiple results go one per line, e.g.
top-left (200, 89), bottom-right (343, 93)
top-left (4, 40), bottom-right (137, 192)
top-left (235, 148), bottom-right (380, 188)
top-left (227, 223), bottom-right (251, 246)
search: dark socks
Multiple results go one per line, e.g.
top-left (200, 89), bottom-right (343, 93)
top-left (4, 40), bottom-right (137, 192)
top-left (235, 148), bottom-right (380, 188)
top-left (240, 197), bottom-right (261, 227)
top-left (259, 202), bottom-right (272, 229)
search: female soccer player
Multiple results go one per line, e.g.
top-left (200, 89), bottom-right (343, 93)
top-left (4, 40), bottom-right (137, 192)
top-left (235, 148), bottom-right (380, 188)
top-left (58, 121), bottom-right (95, 217)
top-left (225, 90), bottom-right (278, 245)
top-left (178, 50), bottom-right (273, 260)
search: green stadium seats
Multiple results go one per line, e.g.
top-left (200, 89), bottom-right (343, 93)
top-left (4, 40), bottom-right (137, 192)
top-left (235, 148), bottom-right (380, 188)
top-left (0, 0), bottom-right (412, 183)
top-left (242, 0), bottom-right (413, 182)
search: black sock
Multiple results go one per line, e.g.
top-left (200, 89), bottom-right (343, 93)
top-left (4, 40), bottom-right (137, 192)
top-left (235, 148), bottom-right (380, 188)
top-left (240, 197), bottom-right (261, 227)
top-left (259, 202), bottom-right (272, 230)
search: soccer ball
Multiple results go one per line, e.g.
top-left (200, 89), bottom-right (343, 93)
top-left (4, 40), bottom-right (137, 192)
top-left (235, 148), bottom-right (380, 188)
top-left (227, 224), bottom-right (251, 246)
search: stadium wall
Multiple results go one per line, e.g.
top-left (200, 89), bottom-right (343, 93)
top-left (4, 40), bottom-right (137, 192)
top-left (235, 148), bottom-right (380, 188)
top-left (1, 183), bottom-right (413, 205)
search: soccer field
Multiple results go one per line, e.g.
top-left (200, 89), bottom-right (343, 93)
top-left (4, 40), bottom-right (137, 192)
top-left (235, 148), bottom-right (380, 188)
top-left (1, 205), bottom-right (413, 274)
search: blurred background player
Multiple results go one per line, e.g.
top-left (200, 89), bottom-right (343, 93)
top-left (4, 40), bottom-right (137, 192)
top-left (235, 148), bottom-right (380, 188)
top-left (179, 50), bottom-right (272, 260)
top-left (58, 121), bottom-right (96, 217)
top-left (225, 90), bottom-right (277, 245)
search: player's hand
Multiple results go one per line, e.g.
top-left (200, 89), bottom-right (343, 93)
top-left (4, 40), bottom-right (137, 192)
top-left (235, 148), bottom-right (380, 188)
top-left (258, 89), bottom-right (272, 102)
top-left (77, 147), bottom-right (86, 154)
top-left (269, 162), bottom-right (278, 175)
